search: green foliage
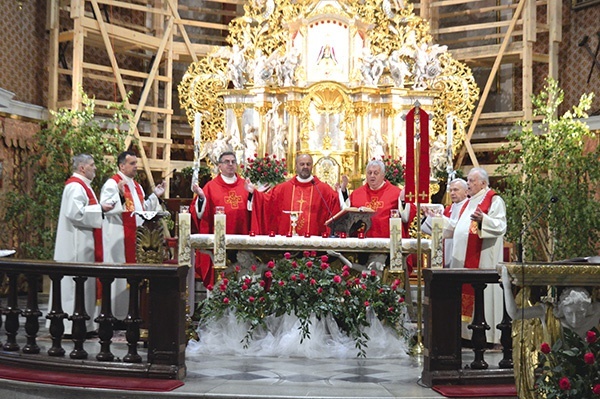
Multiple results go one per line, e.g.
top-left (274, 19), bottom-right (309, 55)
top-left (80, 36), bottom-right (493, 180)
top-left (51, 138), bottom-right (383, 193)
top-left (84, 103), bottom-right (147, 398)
top-left (496, 79), bottom-right (600, 261)
top-left (1, 92), bottom-right (131, 259)
top-left (536, 328), bottom-right (600, 398)
top-left (197, 252), bottom-right (408, 357)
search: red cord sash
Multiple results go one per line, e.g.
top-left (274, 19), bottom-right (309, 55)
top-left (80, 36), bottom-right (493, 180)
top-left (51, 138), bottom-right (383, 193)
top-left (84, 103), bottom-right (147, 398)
top-left (112, 174), bottom-right (145, 263)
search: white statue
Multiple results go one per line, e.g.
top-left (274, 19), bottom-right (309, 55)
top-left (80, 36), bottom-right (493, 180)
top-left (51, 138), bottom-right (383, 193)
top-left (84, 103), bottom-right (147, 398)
top-left (277, 47), bottom-right (301, 87)
top-left (360, 48), bottom-right (386, 86)
top-left (429, 134), bottom-right (447, 175)
top-left (253, 49), bottom-right (275, 87)
top-left (227, 44), bottom-right (246, 89)
top-left (211, 131), bottom-right (232, 165)
top-left (228, 125), bottom-right (245, 163)
top-left (413, 43), bottom-right (447, 90)
top-left (388, 50), bottom-right (411, 88)
top-left (243, 124), bottom-right (258, 162)
top-left (368, 128), bottom-right (386, 161)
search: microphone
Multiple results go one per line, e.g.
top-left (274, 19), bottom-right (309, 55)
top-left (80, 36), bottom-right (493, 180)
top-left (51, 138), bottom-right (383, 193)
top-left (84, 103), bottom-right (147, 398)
top-left (311, 179), bottom-right (335, 231)
top-left (518, 196), bottom-right (558, 263)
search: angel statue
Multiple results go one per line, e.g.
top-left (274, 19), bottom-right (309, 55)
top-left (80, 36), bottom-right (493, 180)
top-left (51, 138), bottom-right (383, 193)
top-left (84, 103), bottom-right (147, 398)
top-left (413, 43), bottom-right (447, 90)
top-left (429, 134), bottom-right (447, 175)
top-left (277, 46), bottom-right (301, 87)
top-left (253, 49), bottom-right (275, 87)
top-left (368, 128), bottom-right (387, 161)
top-left (360, 47), bottom-right (386, 86)
top-left (243, 124), bottom-right (259, 162)
top-left (388, 50), bottom-right (411, 88)
top-left (227, 44), bottom-right (247, 89)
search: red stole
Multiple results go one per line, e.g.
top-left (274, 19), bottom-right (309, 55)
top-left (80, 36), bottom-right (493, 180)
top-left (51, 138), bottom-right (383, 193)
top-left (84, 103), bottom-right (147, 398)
top-left (405, 107), bottom-right (430, 204)
top-left (459, 189), bottom-right (496, 319)
top-left (65, 176), bottom-right (103, 262)
top-left (350, 181), bottom-right (400, 237)
top-left (111, 174), bottom-right (145, 263)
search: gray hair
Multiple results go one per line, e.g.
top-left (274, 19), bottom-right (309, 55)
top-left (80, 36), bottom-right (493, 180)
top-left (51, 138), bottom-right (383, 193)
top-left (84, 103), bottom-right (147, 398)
top-left (449, 178), bottom-right (467, 191)
top-left (367, 159), bottom-right (385, 174)
top-left (468, 167), bottom-right (489, 185)
top-left (72, 154), bottom-right (94, 172)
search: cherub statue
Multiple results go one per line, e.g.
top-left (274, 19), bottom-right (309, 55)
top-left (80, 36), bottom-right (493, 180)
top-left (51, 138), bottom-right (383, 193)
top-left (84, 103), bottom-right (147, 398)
top-left (429, 134), bottom-right (447, 175)
top-left (360, 47), bottom-right (386, 86)
top-left (277, 47), bottom-right (301, 87)
top-left (412, 43), bottom-right (447, 89)
top-left (368, 128), bottom-right (386, 161)
top-left (243, 124), bottom-right (258, 162)
top-left (253, 49), bottom-right (275, 87)
top-left (210, 132), bottom-right (232, 166)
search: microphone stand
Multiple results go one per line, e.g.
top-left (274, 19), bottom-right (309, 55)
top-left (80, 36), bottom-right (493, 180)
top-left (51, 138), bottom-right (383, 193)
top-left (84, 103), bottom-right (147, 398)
top-left (518, 197), bottom-right (558, 263)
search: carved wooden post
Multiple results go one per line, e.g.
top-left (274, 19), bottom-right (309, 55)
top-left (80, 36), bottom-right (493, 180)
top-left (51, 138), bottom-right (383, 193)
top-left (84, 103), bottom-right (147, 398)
top-left (46, 274), bottom-right (67, 356)
top-left (124, 276), bottom-right (142, 363)
top-left (497, 285), bottom-right (513, 369)
top-left (95, 276), bottom-right (116, 361)
top-left (2, 272), bottom-right (21, 351)
top-left (22, 273), bottom-right (41, 354)
top-left (69, 276), bottom-right (89, 359)
top-left (468, 282), bottom-right (490, 370)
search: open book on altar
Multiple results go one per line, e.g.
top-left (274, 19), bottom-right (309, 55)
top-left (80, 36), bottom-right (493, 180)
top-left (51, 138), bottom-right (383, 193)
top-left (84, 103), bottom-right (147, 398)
top-left (325, 207), bottom-right (376, 237)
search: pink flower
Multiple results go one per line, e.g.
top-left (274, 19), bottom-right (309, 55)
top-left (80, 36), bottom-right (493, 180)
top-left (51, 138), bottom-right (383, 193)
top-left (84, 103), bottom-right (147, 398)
top-left (584, 352), bottom-right (595, 364)
top-left (354, 278), bottom-right (361, 285)
top-left (362, 272), bottom-right (368, 278)
top-left (248, 296), bottom-right (255, 303)
top-left (540, 342), bottom-right (551, 354)
top-left (235, 265), bottom-right (241, 272)
top-left (370, 270), bottom-right (377, 277)
top-left (241, 284), bottom-right (248, 291)
top-left (333, 275), bottom-right (342, 284)
top-left (267, 260), bottom-right (275, 269)
top-left (244, 278), bottom-right (252, 285)
top-left (265, 271), bottom-right (272, 278)
top-left (219, 284), bottom-right (227, 292)
top-left (291, 275), bottom-right (297, 281)
top-left (398, 297), bottom-right (405, 303)
top-left (278, 280), bottom-right (285, 286)
top-left (251, 264), bottom-right (257, 272)
top-left (259, 297), bottom-right (265, 302)
top-left (320, 262), bottom-right (329, 270)
top-left (222, 278), bottom-right (229, 285)
top-left (259, 280), bottom-right (266, 287)
top-left (299, 273), bottom-right (306, 280)
top-left (303, 251), bottom-right (310, 257)
top-left (559, 377), bottom-right (571, 390)
top-left (317, 287), bottom-right (323, 294)
top-left (342, 270), bottom-right (350, 277)
top-left (306, 261), bottom-right (313, 268)
top-left (364, 301), bottom-right (370, 307)
top-left (223, 297), bottom-right (229, 304)
top-left (388, 307), bottom-right (394, 312)
top-left (593, 384), bottom-right (600, 395)
top-left (206, 284), bottom-right (214, 291)
top-left (361, 284), bottom-right (367, 290)
top-left (310, 278), bottom-right (316, 285)
top-left (321, 255), bottom-right (328, 262)
top-left (284, 252), bottom-right (291, 259)
top-left (310, 251), bottom-right (317, 257)
top-left (291, 261), bottom-right (298, 268)
top-left (344, 290), bottom-right (351, 296)
top-left (587, 330), bottom-right (597, 344)
top-left (342, 265), bottom-right (350, 272)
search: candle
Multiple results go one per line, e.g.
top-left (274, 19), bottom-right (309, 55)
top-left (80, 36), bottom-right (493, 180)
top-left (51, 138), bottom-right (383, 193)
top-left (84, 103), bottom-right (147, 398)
top-left (340, 232), bottom-right (347, 239)
top-left (431, 216), bottom-right (444, 268)
top-left (269, 231), bottom-right (276, 237)
top-left (446, 114), bottom-right (453, 158)
top-left (358, 232), bottom-right (365, 239)
top-left (389, 216), bottom-right (403, 271)
top-left (304, 232), bottom-right (311, 238)
top-left (249, 230), bottom-right (256, 237)
top-left (213, 212), bottom-right (226, 268)
top-left (194, 112), bottom-right (202, 145)
top-left (322, 231), bottom-right (329, 238)
top-left (286, 231), bottom-right (293, 237)
top-left (178, 212), bottom-right (191, 266)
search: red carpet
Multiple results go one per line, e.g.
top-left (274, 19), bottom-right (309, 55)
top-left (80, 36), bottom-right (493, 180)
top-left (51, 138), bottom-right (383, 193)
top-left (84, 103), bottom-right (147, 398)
top-left (0, 364), bottom-right (184, 391)
top-left (432, 384), bottom-right (517, 398)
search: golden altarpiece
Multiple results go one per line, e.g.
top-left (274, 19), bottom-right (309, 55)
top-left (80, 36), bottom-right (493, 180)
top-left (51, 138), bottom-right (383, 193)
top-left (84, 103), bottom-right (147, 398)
top-left (178, 0), bottom-right (479, 187)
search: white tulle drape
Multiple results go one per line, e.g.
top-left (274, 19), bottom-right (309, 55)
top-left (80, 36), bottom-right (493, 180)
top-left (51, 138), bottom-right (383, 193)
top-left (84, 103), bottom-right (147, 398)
top-left (187, 308), bottom-right (413, 358)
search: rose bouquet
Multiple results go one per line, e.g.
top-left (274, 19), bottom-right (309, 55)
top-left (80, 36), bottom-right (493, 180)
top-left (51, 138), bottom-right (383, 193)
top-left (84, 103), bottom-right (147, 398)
top-left (240, 153), bottom-right (287, 186)
top-left (536, 327), bottom-right (600, 398)
top-left (382, 155), bottom-right (405, 186)
top-left (196, 252), bottom-right (408, 356)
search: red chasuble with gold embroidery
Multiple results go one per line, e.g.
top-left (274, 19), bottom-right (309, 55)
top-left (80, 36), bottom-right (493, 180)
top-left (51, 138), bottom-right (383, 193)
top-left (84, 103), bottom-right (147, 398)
top-left (349, 181), bottom-right (401, 238)
top-left (252, 177), bottom-right (340, 237)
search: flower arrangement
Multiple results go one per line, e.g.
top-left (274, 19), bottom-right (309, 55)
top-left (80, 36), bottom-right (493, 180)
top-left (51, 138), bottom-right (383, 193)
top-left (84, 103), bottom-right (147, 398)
top-left (381, 155), bottom-right (405, 186)
top-left (536, 327), bottom-right (600, 398)
top-left (197, 252), bottom-right (408, 357)
top-left (241, 153), bottom-right (287, 186)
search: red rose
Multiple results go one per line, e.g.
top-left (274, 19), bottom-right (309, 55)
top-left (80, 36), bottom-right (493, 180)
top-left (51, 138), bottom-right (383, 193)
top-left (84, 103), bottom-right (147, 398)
top-left (321, 255), bottom-right (329, 262)
top-left (306, 261), bottom-right (313, 268)
top-left (320, 262), bottom-right (329, 270)
top-left (344, 290), bottom-right (351, 296)
top-left (333, 275), bottom-right (342, 283)
top-left (364, 301), bottom-right (370, 307)
top-left (222, 278), bottom-right (229, 285)
top-left (584, 352), bottom-right (595, 364)
top-left (398, 297), bottom-right (405, 303)
top-left (267, 260), bottom-right (275, 269)
top-left (317, 287), bottom-right (323, 294)
top-left (388, 307), bottom-right (394, 312)
top-left (310, 251), bottom-right (317, 257)
top-left (284, 252), bottom-right (291, 259)
top-left (223, 297), bottom-right (229, 304)
top-left (206, 284), bottom-right (214, 291)
top-left (559, 377), bottom-right (571, 390)
top-left (342, 270), bottom-right (349, 277)
top-left (291, 261), bottom-right (298, 268)
top-left (278, 280), bottom-right (285, 286)
top-left (248, 296), bottom-right (255, 303)
top-left (244, 277), bottom-right (252, 285)
top-left (370, 270), bottom-right (377, 277)
top-left (259, 280), bottom-right (266, 287)
top-left (303, 251), bottom-right (310, 257)
top-left (540, 342), bottom-right (551, 354)
top-left (265, 271), bottom-right (272, 278)
top-left (291, 275), bottom-right (297, 281)
top-left (299, 273), bottom-right (306, 280)
top-left (587, 330), bottom-right (597, 343)
top-left (235, 265), bottom-right (241, 272)
top-left (251, 264), bottom-right (257, 272)
top-left (219, 284), bottom-right (227, 292)
top-left (310, 278), bottom-right (316, 285)
top-left (241, 284), bottom-right (248, 291)
top-left (593, 384), bottom-right (600, 394)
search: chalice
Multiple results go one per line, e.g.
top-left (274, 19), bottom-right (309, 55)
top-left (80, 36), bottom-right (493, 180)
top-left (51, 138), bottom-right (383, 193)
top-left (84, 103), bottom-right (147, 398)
top-left (283, 210), bottom-right (302, 236)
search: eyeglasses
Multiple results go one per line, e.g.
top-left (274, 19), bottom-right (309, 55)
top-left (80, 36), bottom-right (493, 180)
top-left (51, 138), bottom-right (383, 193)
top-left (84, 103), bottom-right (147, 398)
top-left (219, 159), bottom-right (237, 165)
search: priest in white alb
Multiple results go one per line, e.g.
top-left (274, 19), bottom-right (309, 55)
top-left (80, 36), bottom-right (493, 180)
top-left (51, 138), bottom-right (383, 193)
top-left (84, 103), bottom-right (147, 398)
top-left (443, 167), bottom-right (506, 343)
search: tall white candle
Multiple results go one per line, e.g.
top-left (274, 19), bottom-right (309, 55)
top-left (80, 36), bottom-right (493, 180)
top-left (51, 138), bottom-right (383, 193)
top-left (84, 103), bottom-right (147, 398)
top-left (389, 216), bottom-right (403, 271)
top-left (194, 112), bottom-right (202, 145)
top-left (430, 216), bottom-right (444, 268)
top-left (446, 114), bottom-right (453, 157)
top-left (178, 212), bottom-right (191, 266)
top-left (213, 213), bottom-right (226, 268)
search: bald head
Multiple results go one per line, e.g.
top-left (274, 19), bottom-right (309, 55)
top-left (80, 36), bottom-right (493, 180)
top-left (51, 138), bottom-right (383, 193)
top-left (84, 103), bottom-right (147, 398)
top-left (295, 154), bottom-right (313, 179)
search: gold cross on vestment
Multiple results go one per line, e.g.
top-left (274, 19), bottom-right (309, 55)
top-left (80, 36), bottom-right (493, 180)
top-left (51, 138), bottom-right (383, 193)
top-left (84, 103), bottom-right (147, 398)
top-left (296, 193), bottom-right (306, 209)
top-left (224, 191), bottom-right (242, 209)
top-left (366, 197), bottom-right (384, 211)
top-left (418, 191), bottom-right (428, 202)
top-left (406, 192), bottom-right (415, 202)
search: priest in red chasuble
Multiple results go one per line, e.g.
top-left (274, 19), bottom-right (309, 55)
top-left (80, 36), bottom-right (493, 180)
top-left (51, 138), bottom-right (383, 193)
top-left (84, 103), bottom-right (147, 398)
top-left (340, 160), bottom-right (416, 239)
top-left (190, 151), bottom-right (252, 286)
top-left (248, 154), bottom-right (340, 237)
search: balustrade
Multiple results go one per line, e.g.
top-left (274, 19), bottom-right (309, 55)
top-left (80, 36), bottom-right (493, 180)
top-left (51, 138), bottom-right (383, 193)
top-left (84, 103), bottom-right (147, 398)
top-left (0, 259), bottom-right (188, 380)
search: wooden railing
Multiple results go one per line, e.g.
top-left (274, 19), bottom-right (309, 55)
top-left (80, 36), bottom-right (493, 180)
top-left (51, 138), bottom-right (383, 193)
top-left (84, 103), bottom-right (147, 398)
top-left (422, 268), bottom-right (514, 386)
top-left (0, 259), bottom-right (189, 380)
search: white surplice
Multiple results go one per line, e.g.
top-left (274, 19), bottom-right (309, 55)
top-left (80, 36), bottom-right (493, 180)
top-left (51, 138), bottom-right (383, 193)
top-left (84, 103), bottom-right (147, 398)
top-left (100, 172), bottom-right (161, 319)
top-left (444, 188), bottom-right (507, 343)
top-left (48, 173), bottom-right (103, 334)
top-left (421, 198), bottom-right (467, 268)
